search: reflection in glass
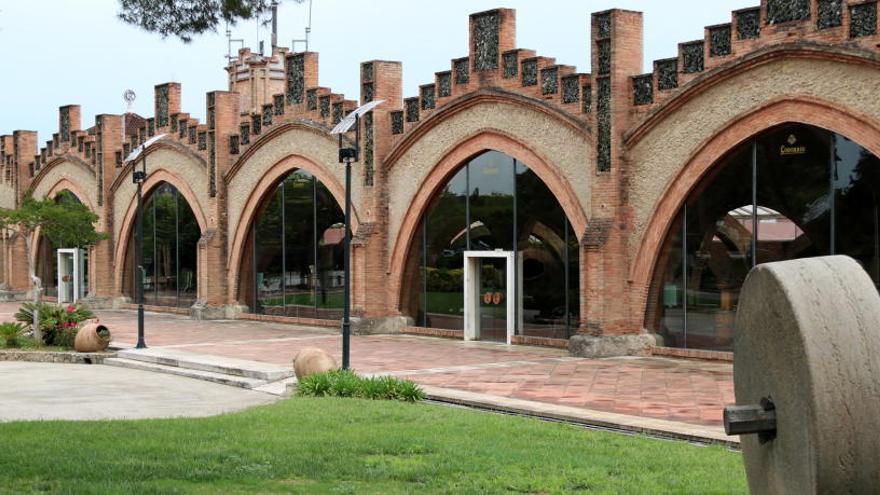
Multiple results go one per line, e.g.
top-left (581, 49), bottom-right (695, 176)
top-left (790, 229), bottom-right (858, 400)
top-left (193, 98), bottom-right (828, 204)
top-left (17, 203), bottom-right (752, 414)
top-left (649, 124), bottom-right (880, 351)
top-left (244, 170), bottom-right (345, 320)
top-left (405, 150), bottom-right (580, 339)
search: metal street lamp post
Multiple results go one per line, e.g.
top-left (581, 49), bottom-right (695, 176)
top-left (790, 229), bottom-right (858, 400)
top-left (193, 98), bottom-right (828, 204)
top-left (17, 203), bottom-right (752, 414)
top-left (330, 100), bottom-right (384, 370)
top-left (125, 134), bottom-right (166, 349)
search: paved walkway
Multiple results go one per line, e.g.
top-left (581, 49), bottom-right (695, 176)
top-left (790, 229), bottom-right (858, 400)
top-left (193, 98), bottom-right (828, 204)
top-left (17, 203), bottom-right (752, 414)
top-left (0, 362), bottom-right (275, 422)
top-left (0, 303), bottom-right (734, 433)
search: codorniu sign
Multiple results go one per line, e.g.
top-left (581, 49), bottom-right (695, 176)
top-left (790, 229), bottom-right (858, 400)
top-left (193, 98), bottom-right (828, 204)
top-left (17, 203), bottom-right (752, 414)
top-left (780, 134), bottom-right (807, 156)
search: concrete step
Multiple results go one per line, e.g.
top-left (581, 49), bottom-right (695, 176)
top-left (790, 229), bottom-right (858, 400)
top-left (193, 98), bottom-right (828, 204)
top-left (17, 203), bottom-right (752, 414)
top-left (104, 358), bottom-right (268, 389)
top-left (115, 347), bottom-right (293, 382)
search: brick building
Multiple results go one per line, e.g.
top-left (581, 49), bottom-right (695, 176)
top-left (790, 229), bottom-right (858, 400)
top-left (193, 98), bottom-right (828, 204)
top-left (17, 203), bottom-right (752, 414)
top-left (1, 1), bottom-right (879, 359)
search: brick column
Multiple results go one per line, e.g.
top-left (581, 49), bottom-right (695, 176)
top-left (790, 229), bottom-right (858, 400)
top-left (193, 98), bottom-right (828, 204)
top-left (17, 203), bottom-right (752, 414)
top-left (89, 115), bottom-right (123, 306)
top-left (3, 131), bottom-right (38, 295)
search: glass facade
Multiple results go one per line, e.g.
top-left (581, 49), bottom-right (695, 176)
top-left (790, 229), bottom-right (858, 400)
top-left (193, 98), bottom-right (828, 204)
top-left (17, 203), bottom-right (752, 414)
top-left (404, 151), bottom-right (579, 339)
top-left (36, 190), bottom-right (88, 299)
top-left (240, 170), bottom-right (345, 319)
top-left (123, 182), bottom-right (200, 308)
top-left (649, 124), bottom-right (880, 351)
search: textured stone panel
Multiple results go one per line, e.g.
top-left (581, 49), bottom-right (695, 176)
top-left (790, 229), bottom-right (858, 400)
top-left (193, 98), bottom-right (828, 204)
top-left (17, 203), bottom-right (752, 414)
top-left (682, 42), bottom-right (705, 73)
top-left (332, 102), bottom-right (343, 125)
top-left (656, 59), bottom-right (678, 90)
top-left (597, 39), bottom-right (611, 75)
top-left (817, 0), bottom-right (843, 29)
top-left (582, 85), bottom-right (592, 113)
top-left (251, 114), bottom-right (261, 136)
top-left (364, 111), bottom-right (374, 187)
top-left (438, 72), bottom-right (452, 97)
top-left (60, 107), bottom-right (70, 142)
top-left (596, 12), bottom-right (611, 39)
top-left (521, 58), bottom-right (538, 86)
top-left (737, 9), bottom-right (761, 39)
top-left (597, 77), bottom-right (611, 172)
top-left (229, 135), bottom-right (240, 155)
top-left (361, 62), bottom-right (374, 83)
top-left (274, 94), bottom-right (284, 115)
top-left (391, 111), bottom-right (404, 135)
top-left (454, 58), bottom-right (469, 85)
top-left (850, 2), bottom-right (877, 38)
top-left (320, 96), bottom-right (330, 118)
top-left (541, 67), bottom-right (558, 95)
top-left (362, 83), bottom-right (373, 104)
top-left (710, 25), bottom-right (732, 57)
top-left (307, 89), bottom-right (318, 111)
top-left (767, 0), bottom-right (811, 25)
top-left (562, 77), bottom-right (580, 104)
top-left (472, 11), bottom-right (500, 71)
top-left (240, 124), bottom-right (250, 145)
top-left (156, 85), bottom-right (169, 127)
top-left (421, 85), bottom-right (436, 110)
top-left (405, 98), bottom-right (419, 123)
top-left (633, 75), bottom-right (654, 106)
top-left (286, 53), bottom-right (305, 105)
top-left (262, 105), bottom-right (272, 126)
top-left (147, 118), bottom-right (155, 137)
top-left (503, 51), bottom-right (518, 78)
top-left (198, 131), bottom-right (207, 150)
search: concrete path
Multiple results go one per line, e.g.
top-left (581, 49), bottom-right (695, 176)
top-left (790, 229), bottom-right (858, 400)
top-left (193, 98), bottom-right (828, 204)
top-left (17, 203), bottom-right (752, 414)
top-left (0, 362), bottom-right (276, 422)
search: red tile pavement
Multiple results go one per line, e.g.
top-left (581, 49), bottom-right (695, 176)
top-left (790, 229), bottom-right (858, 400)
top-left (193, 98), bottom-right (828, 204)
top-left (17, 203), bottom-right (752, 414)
top-left (0, 303), bottom-right (734, 427)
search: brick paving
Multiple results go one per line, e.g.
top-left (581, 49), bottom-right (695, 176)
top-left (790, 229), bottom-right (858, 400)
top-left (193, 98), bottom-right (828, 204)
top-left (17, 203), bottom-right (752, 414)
top-left (1, 303), bottom-right (734, 429)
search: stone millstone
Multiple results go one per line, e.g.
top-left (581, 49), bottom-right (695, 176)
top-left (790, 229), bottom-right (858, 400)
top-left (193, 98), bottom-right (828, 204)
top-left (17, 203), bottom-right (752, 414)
top-left (293, 347), bottom-right (338, 380)
top-left (734, 256), bottom-right (880, 494)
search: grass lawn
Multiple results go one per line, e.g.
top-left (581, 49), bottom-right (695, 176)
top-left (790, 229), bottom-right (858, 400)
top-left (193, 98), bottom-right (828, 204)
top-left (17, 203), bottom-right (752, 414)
top-left (0, 398), bottom-right (746, 494)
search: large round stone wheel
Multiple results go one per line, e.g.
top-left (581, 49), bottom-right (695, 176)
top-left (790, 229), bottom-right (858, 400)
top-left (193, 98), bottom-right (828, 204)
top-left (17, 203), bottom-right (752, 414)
top-left (734, 256), bottom-right (880, 494)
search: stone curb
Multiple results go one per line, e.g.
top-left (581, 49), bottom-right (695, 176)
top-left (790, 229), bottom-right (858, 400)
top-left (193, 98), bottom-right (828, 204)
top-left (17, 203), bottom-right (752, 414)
top-left (0, 349), bottom-right (115, 364)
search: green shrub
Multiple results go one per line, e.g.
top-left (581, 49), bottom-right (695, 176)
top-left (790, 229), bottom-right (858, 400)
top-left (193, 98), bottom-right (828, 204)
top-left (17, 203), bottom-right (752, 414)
top-left (15, 302), bottom-right (93, 347)
top-left (0, 322), bottom-right (26, 349)
top-left (297, 370), bottom-right (426, 403)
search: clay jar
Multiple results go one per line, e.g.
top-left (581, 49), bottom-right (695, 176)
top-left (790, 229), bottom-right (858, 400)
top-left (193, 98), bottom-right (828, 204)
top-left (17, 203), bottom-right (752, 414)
top-left (74, 323), bottom-right (111, 353)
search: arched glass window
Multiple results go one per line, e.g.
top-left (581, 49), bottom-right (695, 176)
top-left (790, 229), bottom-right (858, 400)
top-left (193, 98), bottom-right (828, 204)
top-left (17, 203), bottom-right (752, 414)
top-left (648, 123), bottom-right (880, 351)
top-left (123, 182), bottom-right (200, 308)
top-left (402, 151), bottom-right (580, 340)
top-left (239, 170), bottom-right (345, 319)
top-left (36, 190), bottom-right (88, 299)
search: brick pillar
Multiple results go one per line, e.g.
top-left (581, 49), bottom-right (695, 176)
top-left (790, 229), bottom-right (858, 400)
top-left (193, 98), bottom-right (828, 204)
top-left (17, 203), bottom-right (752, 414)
top-left (467, 8), bottom-right (516, 86)
top-left (154, 83), bottom-right (182, 131)
top-left (572, 10), bottom-right (650, 356)
top-left (4, 131), bottom-right (38, 293)
top-left (284, 52), bottom-right (319, 110)
top-left (59, 105), bottom-right (81, 146)
top-left (91, 115), bottom-right (123, 304)
top-left (193, 91), bottom-right (240, 319)
top-left (353, 60), bottom-right (402, 325)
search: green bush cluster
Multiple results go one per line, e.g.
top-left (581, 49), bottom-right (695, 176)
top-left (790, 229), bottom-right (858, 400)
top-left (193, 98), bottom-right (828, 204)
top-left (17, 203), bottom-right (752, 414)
top-left (15, 302), bottom-right (95, 347)
top-left (296, 369), bottom-right (427, 402)
top-left (0, 322), bottom-right (27, 349)
top-left (425, 268), bottom-right (464, 292)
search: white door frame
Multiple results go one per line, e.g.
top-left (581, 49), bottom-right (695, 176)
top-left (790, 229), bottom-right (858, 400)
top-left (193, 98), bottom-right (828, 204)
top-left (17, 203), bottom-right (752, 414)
top-left (56, 248), bottom-right (84, 304)
top-left (463, 250), bottom-right (517, 345)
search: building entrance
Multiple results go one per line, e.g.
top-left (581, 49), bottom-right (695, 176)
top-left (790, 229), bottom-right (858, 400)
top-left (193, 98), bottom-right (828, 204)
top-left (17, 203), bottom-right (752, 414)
top-left (464, 251), bottom-right (518, 344)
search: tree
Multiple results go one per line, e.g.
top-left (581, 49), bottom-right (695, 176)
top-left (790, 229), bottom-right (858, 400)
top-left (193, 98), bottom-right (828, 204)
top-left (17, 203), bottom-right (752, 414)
top-left (118, 0), bottom-right (304, 43)
top-left (0, 194), bottom-right (106, 343)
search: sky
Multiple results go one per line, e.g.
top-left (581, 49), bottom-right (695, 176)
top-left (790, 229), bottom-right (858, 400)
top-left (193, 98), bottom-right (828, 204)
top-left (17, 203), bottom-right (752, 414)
top-left (0, 0), bottom-right (755, 142)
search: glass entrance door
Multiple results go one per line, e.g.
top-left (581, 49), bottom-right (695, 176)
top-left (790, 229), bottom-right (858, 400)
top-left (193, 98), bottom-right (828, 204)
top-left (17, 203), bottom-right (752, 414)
top-left (478, 258), bottom-right (507, 342)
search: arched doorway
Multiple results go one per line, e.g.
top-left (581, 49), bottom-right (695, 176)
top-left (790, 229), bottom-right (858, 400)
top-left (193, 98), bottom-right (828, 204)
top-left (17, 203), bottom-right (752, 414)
top-left (35, 190), bottom-right (88, 299)
top-left (648, 123), bottom-right (880, 351)
top-left (122, 182), bottom-right (200, 308)
top-left (401, 150), bottom-right (580, 340)
top-left (238, 169), bottom-right (345, 319)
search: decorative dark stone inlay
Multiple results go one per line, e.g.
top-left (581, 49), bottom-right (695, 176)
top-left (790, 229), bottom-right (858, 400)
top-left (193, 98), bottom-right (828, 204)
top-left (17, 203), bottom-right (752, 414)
top-left (597, 39), bottom-right (611, 76)
top-left (156, 85), bottom-right (169, 127)
top-left (286, 53), bottom-right (305, 105)
top-left (179, 120), bottom-right (187, 139)
top-left (208, 108), bottom-right (215, 130)
top-left (710, 25), bottom-right (732, 57)
top-left (562, 77), bottom-right (580, 104)
top-left (596, 12), bottom-right (612, 39)
top-left (421, 85), bottom-right (436, 110)
top-left (438, 72), bottom-right (452, 97)
top-left (454, 58), bottom-right (469, 85)
top-left (262, 105), bottom-right (273, 126)
top-left (307, 89), bottom-right (318, 111)
top-left (171, 114), bottom-right (178, 132)
top-left (597, 77), bottom-right (611, 172)
top-left (78, 136), bottom-right (85, 153)
top-left (207, 92), bottom-right (215, 107)
top-left (521, 58), bottom-right (538, 86)
top-left (362, 83), bottom-right (374, 104)
top-left (656, 59), bottom-right (678, 90)
top-left (252, 114), bottom-right (262, 136)
top-left (274, 94), bottom-right (284, 115)
top-left (240, 124), bottom-right (250, 145)
top-left (115, 151), bottom-right (123, 167)
top-left (320, 96), bottom-right (331, 118)
top-left (767, 0), bottom-right (810, 25)
top-left (541, 67), bottom-right (558, 95)
top-left (188, 126), bottom-right (196, 144)
top-left (681, 42), bottom-right (705, 73)
top-left (473, 11), bottom-right (500, 71)
top-left (332, 102), bottom-right (343, 125)
top-left (361, 62), bottom-right (374, 83)
top-left (60, 107), bottom-right (70, 142)
top-left (198, 131), bottom-right (207, 151)
top-left (405, 98), bottom-right (419, 123)
top-left (582, 85), bottom-right (592, 113)
top-left (229, 135), bottom-right (240, 155)
top-left (503, 51), bottom-right (518, 78)
top-left (850, 2), bottom-right (877, 38)
top-left (818, 0), bottom-right (843, 28)
top-left (364, 111), bottom-right (374, 187)
top-left (391, 111), bottom-right (404, 135)
top-left (208, 132), bottom-right (216, 197)
top-left (737, 9), bottom-right (761, 39)
top-left (633, 75), bottom-right (653, 106)
top-left (139, 127), bottom-right (146, 143)
top-left (147, 118), bottom-right (155, 137)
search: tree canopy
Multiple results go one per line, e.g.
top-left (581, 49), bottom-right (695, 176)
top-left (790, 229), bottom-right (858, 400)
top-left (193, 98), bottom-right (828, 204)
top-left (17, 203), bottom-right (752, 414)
top-left (0, 194), bottom-right (105, 250)
top-left (118, 0), bottom-right (303, 42)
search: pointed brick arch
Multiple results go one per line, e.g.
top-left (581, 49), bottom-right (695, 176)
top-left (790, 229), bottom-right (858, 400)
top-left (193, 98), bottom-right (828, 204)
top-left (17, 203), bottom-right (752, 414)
top-left (226, 154), bottom-right (360, 304)
top-left (387, 130), bottom-right (589, 315)
top-left (631, 96), bottom-right (880, 324)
